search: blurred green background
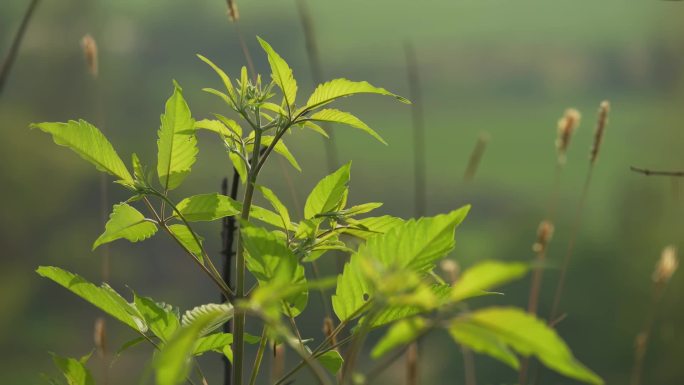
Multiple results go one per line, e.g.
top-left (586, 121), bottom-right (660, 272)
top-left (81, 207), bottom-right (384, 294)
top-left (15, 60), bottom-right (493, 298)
top-left (1, 0), bottom-right (683, 384)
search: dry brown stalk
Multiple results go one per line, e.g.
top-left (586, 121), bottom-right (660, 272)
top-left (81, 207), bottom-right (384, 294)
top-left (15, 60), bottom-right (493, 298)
top-left (463, 133), bottom-right (490, 182)
top-left (555, 108), bottom-right (581, 165)
top-left (630, 246), bottom-right (678, 385)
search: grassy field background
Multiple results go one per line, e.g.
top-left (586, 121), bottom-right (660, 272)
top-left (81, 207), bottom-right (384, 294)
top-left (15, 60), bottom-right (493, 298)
top-left (1, 0), bottom-right (683, 384)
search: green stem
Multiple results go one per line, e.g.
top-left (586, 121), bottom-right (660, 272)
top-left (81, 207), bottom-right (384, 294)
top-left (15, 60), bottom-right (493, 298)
top-left (234, 108), bottom-right (263, 385)
top-left (155, 193), bottom-right (234, 299)
top-left (248, 327), bottom-right (268, 385)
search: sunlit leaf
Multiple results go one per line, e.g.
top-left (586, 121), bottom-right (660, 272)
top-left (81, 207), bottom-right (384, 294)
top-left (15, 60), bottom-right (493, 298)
top-left (448, 319), bottom-right (519, 369)
top-left (451, 261), bottom-right (529, 302)
top-left (371, 317), bottom-right (428, 358)
top-left (155, 305), bottom-right (231, 385)
top-left (257, 37), bottom-right (297, 107)
top-left (175, 193), bottom-right (240, 221)
top-left (50, 353), bottom-right (94, 385)
top-left (134, 294), bottom-right (180, 342)
top-left (309, 109), bottom-right (387, 145)
top-left (181, 303), bottom-right (234, 337)
top-left (257, 185), bottom-right (293, 230)
top-left (193, 333), bottom-right (233, 355)
top-left (450, 307), bottom-right (603, 385)
top-left (304, 163), bottom-right (351, 219)
top-left (241, 224), bottom-right (308, 316)
top-left (197, 54), bottom-right (236, 103)
top-left (342, 215), bottom-right (404, 240)
top-left (157, 82), bottom-right (197, 191)
top-left (303, 78), bottom-right (409, 112)
top-left (167, 224), bottom-right (204, 261)
top-left (31, 120), bottom-right (132, 182)
top-left (37, 266), bottom-right (147, 332)
top-left (93, 203), bottom-right (157, 250)
top-left (317, 350), bottom-right (344, 375)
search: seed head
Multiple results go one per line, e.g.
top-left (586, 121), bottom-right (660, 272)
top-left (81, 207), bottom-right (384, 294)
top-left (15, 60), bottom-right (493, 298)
top-left (227, 0), bottom-right (240, 21)
top-left (590, 100), bottom-right (610, 164)
top-left (322, 316), bottom-right (338, 347)
top-left (653, 245), bottom-right (678, 285)
top-left (93, 317), bottom-right (107, 357)
top-left (80, 34), bottom-right (98, 78)
top-left (440, 259), bottom-right (460, 283)
top-left (532, 220), bottom-right (554, 253)
top-left (556, 108), bottom-right (581, 165)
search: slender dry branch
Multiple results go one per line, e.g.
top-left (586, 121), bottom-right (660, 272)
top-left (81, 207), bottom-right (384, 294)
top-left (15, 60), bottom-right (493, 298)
top-left (463, 132), bottom-right (490, 182)
top-left (405, 42), bottom-right (426, 217)
top-left (404, 40), bottom-right (427, 384)
top-left (630, 246), bottom-right (678, 385)
top-left (630, 166), bottom-right (684, 177)
top-left (0, 0), bottom-right (40, 96)
top-left (296, 0), bottom-right (339, 172)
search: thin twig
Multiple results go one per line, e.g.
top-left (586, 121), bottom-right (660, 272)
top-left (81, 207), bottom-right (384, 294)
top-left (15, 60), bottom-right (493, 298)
top-left (463, 133), bottom-right (490, 183)
top-left (0, 0), bottom-right (40, 96)
top-left (630, 166), bottom-right (684, 177)
top-left (296, 0), bottom-right (339, 172)
top-left (549, 169), bottom-right (593, 322)
top-left (405, 40), bottom-right (426, 385)
top-left (405, 41), bottom-right (426, 217)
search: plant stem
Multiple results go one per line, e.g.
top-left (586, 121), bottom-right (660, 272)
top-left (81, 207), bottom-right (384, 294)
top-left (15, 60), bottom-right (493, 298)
top-left (156, 193), bottom-right (234, 298)
top-left (233, 108), bottom-right (263, 385)
top-left (630, 166), bottom-right (684, 177)
top-left (248, 327), bottom-right (268, 385)
top-left (549, 168), bottom-right (594, 322)
top-left (404, 41), bottom-right (426, 218)
top-left (222, 174), bottom-right (240, 385)
top-left (296, 0), bottom-right (339, 172)
top-left (0, 0), bottom-right (40, 96)
top-left (630, 281), bottom-right (666, 385)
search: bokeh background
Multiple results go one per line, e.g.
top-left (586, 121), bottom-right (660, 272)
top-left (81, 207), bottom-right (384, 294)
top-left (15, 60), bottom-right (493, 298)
top-left (1, 0), bottom-right (683, 384)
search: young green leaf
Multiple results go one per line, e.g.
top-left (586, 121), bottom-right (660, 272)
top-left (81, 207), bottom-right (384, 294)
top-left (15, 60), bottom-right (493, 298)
top-left (370, 285), bottom-right (451, 327)
top-left (304, 162), bottom-right (351, 219)
top-left (197, 54), bottom-right (236, 103)
top-left (246, 135), bottom-right (301, 171)
top-left (157, 82), bottom-right (197, 191)
top-left (308, 109), bottom-right (387, 145)
top-left (175, 193), bottom-right (240, 221)
top-left (131, 153), bottom-right (146, 182)
top-left (303, 78), bottom-right (410, 112)
top-left (317, 350), bottom-right (344, 375)
top-left (193, 332), bottom-right (233, 355)
top-left (359, 206), bottom-right (470, 273)
top-left (195, 119), bottom-right (238, 140)
top-left (50, 353), bottom-right (95, 385)
top-left (167, 224), bottom-right (204, 261)
top-left (332, 251), bottom-right (373, 322)
top-left (263, 136), bottom-right (301, 171)
top-left (93, 203), bottom-right (158, 250)
top-left (241, 224), bottom-right (308, 316)
top-left (155, 305), bottom-right (231, 385)
top-left (448, 319), bottom-right (519, 369)
top-left (257, 37), bottom-right (297, 108)
top-left (257, 185), bottom-right (292, 230)
top-left (31, 120), bottom-right (133, 182)
top-left (229, 152), bottom-right (248, 183)
top-left (181, 303), bottom-right (234, 337)
top-left (451, 261), bottom-right (529, 302)
top-left (450, 307), bottom-right (603, 385)
top-left (341, 215), bottom-right (405, 239)
top-left (134, 294), bottom-right (180, 342)
top-left (36, 266), bottom-right (147, 332)
top-left (371, 317), bottom-right (428, 358)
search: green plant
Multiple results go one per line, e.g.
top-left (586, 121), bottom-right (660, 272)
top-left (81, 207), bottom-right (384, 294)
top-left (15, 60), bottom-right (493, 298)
top-left (34, 37), bottom-right (603, 385)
